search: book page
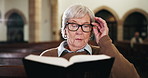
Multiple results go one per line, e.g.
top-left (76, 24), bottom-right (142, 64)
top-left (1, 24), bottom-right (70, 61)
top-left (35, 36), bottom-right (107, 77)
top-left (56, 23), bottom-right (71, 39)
top-left (25, 54), bottom-right (72, 67)
top-left (69, 54), bottom-right (111, 63)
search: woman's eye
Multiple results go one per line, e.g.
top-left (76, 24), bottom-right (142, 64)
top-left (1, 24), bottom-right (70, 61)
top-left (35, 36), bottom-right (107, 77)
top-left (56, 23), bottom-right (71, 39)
top-left (72, 24), bottom-right (78, 27)
top-left (83, 25), bottom-right (90, 28)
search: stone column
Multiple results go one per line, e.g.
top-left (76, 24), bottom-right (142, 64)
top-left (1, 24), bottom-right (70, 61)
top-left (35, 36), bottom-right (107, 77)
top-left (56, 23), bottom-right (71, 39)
top-left (29, 0), bottom-right (41, 42)
top-left (50, 0), bottom-right (59, 40)
top-left (117, 20), bottom-right (123, 41)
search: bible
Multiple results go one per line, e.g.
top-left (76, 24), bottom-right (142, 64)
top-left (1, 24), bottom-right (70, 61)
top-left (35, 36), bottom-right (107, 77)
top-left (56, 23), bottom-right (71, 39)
top-left (23, 54), bottom-right (114, 78)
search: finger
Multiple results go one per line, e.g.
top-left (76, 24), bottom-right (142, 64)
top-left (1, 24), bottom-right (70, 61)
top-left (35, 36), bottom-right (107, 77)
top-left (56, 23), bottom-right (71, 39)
top-left (92, 27), bottom-right (101, 44)
top-left (92, 23), bottom-right (101, 30)
top-left (93, 27), bottom-right (100, 40)
top-left (95, 17), bottom-right (106, 28)
top-left (91, 22), bottom-right (101, 30)
top-left (95, 17), bottom-right (105, 23)
top-left (92, 22), bottom-right (104, 34)
top-left (93, 26), bottom-right (99, 34)
top-left (98, 18), bottom-right (108, 28)
top-left (92, 18), bottom-right (103, 29)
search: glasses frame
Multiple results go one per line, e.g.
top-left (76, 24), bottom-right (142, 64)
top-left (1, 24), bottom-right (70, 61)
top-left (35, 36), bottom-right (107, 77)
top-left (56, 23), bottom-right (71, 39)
top-left (66, 22), bottom-right (93, 33)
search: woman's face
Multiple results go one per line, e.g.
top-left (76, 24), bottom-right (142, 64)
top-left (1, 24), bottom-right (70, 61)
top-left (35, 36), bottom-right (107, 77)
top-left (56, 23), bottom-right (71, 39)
top-left (65, 14), bottom-right (91, 51)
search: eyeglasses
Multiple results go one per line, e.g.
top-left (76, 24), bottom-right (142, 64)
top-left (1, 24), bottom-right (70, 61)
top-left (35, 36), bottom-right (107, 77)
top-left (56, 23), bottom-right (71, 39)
top-left (66, 23), bottom-right (93, 32)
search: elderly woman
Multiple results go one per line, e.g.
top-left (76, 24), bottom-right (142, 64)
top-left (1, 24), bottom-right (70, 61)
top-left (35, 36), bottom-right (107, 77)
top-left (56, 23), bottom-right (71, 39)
top-left (40, 4), bottom-right (140, 78)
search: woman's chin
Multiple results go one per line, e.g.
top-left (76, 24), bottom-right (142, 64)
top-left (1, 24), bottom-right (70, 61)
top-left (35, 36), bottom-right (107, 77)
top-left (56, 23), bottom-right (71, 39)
top-left (74, 43), bottom-right (85, 48)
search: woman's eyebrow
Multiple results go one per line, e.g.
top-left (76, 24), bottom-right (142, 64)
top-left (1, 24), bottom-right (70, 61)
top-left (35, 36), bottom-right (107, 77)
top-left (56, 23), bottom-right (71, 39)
top-left (68, 20), bottom-right (76, 23)
top-left (83, 22), bottom-right (90, 24)
top-left (68, 20), bottom-right (90, 24)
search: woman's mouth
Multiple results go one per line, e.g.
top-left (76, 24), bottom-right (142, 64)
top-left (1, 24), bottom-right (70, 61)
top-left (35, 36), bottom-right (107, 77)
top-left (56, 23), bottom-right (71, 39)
top-left (75, 38), bottom-right (82, 40)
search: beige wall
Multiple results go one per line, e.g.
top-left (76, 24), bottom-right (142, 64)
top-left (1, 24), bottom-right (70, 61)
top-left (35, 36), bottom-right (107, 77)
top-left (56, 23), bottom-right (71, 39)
top-left (0, 0), bottom-right (29, 41)
top-left (0, 0), bottom-right (6, 41)
top-left (58, 0), bottom-right (148, 19)
top-left (0, 0), bottom-right (147, 42)
top-left (0, 0), bottom-right (52, 42)
top-left (40, 0), bottom-right (52, 42)
top-left (58, 0), bottom-right (148, 41)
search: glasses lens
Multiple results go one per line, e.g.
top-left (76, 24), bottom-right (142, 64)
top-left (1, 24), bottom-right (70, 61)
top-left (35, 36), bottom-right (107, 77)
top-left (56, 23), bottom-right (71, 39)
top-left (82, 24), bottom-right (92, 32)
top-left (67, 23), bottom-right (92, 32)
top-left (68, 23), bottom-right (78, 31)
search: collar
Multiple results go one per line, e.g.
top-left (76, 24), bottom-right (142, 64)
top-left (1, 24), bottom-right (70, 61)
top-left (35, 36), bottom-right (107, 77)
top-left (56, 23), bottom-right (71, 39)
top-left (57, 41), bottom-right (92, 57)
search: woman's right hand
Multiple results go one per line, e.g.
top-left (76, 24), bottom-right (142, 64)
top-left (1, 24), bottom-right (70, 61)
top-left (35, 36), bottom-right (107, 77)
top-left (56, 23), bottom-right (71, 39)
top-left (91, 17), bottom-right (109, 44)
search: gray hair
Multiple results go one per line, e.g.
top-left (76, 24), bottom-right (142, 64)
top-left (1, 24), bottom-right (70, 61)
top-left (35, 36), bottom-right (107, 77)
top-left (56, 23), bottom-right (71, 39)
top-left (61, 4), bottom-right (95, 39)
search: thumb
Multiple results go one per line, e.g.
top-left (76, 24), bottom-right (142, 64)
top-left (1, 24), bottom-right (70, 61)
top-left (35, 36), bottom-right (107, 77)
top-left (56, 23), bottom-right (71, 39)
top-left (93, 26), bottom-right (101, 44)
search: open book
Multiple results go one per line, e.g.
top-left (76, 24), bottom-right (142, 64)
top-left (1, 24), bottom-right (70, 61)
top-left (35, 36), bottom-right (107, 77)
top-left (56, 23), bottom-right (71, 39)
top-left (23, 54), bottom-right (114, 78)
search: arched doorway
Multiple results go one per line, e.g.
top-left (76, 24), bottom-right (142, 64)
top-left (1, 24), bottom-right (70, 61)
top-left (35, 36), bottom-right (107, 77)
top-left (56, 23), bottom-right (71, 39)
top-left (7, 12), bottom-right (24, 43)
top-left (95, 10), bottom-right (117, 42)
top-left (123, 12), bottom-right (147, 40)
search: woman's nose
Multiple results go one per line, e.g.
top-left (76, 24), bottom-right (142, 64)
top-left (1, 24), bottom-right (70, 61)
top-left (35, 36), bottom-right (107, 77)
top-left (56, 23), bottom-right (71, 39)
top-left (76, 27), bottom-right (83, 34)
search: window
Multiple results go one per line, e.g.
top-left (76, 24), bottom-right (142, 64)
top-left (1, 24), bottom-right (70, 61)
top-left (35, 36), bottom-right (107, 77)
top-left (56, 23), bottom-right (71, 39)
top-left (95, 10), bottom-right (117, 42)
top-left (123, 12), bottom-right (147, 40)
top-left (7, 12), bottom-right (24, 43)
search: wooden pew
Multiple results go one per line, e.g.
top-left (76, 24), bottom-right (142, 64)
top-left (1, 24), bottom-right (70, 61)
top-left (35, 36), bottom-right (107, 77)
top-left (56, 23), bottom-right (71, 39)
top-left (0, 52), bottom-right (41, 65)
top-left (0, 41), bottom-right (62, 52)
top-left (0, 52), bottom-right (41, 78)
top-left (0, 40), bottom-right (97, 53)
top-left (114, 41), bottom-right (148, 65)
top-left (0, 65), bottom-right (27, 78)
top-left (114, 41), bottom-right (133, 58)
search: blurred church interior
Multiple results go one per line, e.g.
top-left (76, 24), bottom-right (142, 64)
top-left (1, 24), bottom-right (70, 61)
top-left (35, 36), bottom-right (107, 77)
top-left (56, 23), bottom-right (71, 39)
top-left (0, 0), bottom-right (147, 78)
